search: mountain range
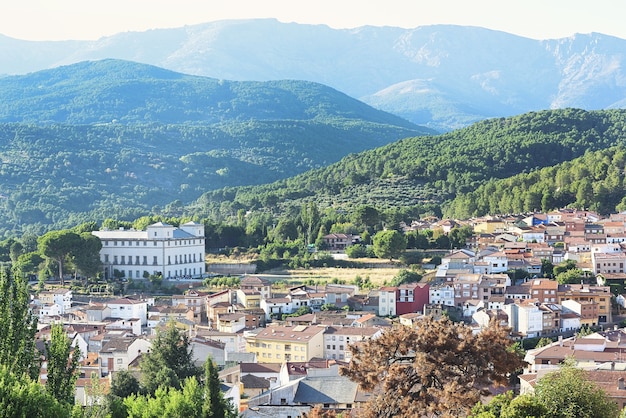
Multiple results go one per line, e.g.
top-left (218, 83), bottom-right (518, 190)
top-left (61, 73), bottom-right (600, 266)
top-left (2, 19), bottom-right (626, 131)
top-left (0, 59), bottom-right (428, 236)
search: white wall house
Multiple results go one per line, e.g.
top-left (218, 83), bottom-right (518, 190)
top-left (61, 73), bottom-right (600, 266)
top-left (429, 284), bottom-right (455, 306)
top-left (378, 287), bottom-right (397, 316)
top-left (92, 222), bottom-right (205, 280)
top-left (105, 298), bottom-right (149, 326)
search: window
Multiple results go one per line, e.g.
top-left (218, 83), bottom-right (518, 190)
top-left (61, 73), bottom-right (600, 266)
top-left (117, 358), bottom-right (123, 364)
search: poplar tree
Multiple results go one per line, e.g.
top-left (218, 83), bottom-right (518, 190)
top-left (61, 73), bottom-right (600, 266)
top-left (0, 267), bottom-right (39, 380)
top-left (44, 323), bottom-right (80, 405)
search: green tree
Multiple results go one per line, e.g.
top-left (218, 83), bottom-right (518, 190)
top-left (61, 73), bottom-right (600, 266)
top-left (140, 321), bottom-right (201, 395)
top-left (15, 251), bottom-right (45, 278)
top-left (534, 358), bottom-right (619, 418)
top-left (470, 392), bottom-right (548, 418)
top-left (372, 229), bottom-right (407, 261)
top-left (390, 269), bottom-right (422, 286)
top-left (45, 323), bottom-right (80, 405)
top-left (72, 233), bottom-right (103, 278)
top-left (124, 379), bottom-right (204, 418)
top-left (0, 267), bottom-right (40, 380)
top-left (203, 357), bottom-right (236, 418)
top-left (38, 230), bottom-right (82, 285)
top-left (109, 370), bottom-right (141, 399)
top-left (556, 268), bottom-right (585, 284)
top-left (0, 365), bottom-right (70, 418)
top-left (553, 259), bottom-right (578, 276)
top-left (541, 258), bottom-right (554, 277)
top-left (351, 205), bottom-right (380, 231)
top-left (300, 202), bottom-right (321, 245)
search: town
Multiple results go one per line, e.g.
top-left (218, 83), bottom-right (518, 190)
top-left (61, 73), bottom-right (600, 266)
top-left (17, 207), bottom-right (626, 416)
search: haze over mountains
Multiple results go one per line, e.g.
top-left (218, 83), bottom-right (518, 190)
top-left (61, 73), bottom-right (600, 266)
top-left (2, 19), bottom-right (626, 131)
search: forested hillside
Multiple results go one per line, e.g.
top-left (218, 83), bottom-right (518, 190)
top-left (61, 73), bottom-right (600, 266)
top-left (188, 108), bottom-right (626, 220)
top-left (446, 145), bottom-right (626, 218)
top-left (0, 59), bottom-right (421, 129)
top-left (0, 60), bottom-right (431, 238)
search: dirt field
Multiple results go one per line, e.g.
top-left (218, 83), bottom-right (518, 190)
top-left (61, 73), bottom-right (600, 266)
top-left (205, 255), bottom-right (425, 287)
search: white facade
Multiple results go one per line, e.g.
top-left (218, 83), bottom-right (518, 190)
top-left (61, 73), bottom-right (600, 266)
top-left (105, 298), bottom-right (149, 326)
top-left (92, 222), bottom-right (205, 280)
top-left (429, 284), bottom-right (455, 306)
top-left (504, 302), bottom-right (543, 338)
top-left (378, 288), bottom-right (396, 316)
top-left (323, 327), bottom-right (382, 361)
top-left (481, 252), bottom-right (509, 274)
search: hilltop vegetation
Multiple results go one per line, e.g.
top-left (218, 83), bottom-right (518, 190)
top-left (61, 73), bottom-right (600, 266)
top-left (0, 59), bottom-right (421, 129)
top-left (189, 108), bottom-right (626, 221)
top-left (446, 145), bottom-right (626, 218)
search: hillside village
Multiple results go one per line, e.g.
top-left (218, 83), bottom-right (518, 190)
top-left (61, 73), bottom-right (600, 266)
top-left (29, 207), bottom-right (626, 415)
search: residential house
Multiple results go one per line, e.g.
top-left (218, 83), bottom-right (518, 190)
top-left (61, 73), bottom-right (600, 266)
top-left (558, 283), bottom-right (612, 324)
top-left (244, 325), bottom-right (325, 363)
top-left (98, 334), bottom-right (151, 376)
top-left (37, 288), bottom-right (72, 314)
top-left (378, 287), bottom-right (397, 316)
top-left (240, 276), bottom-right (272, 300)
top-left (429, 284), bottom-right (455, 306)
top-left (105, 297), bottom-right (149, 326)
top-left (217, 313), bottom-right (247, 333)
top-left (396, 282), bottom-right (430, 315)
top-left (480, 251), bottom-right (509, 274)
top-left (527, 279), bottom-right (559, 304)
top-left (85, 303), bottom-right (112, 322)
top-left (323, 326), bottom-right (383, 361)
top-left (246, 375), bottom-right (362, 415)
top-left (503, 300), bottom-right (544, 338)
top-left (190, 337), bottom-right (226, 367)
top-left (322, 233), bottom-right (360, 252)
top-left (261, 297), bottom-right (293, 320)
top-left (172, 289), bottom-right (209, 322)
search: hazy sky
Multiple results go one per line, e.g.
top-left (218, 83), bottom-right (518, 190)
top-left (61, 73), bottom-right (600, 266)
top-left (2, 0), bottom-right (626, 41)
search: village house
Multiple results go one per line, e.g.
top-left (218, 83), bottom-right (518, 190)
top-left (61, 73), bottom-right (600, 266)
top-left (323, 326), bottom-right (383, 361)
top-left (244, 324), bottom-right (326, 363)
top-left (322, 233), bottom-right (360, 252)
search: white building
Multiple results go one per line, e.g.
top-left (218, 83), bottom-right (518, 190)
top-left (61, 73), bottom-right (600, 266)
top-left (503, 301), bottom-right (544, 338)
top-left (105, 297), bottom-right (149, 326)
top-left (92, 222), bottom-right (205, 280)
top-left (323, 326), bottom-right (383, 361)
top-left (429, 284), bottom-right (455, 306)
top-left (378, 287), bottom-right (397, 316)
top-left (37, 288), bottom-right (72, 314)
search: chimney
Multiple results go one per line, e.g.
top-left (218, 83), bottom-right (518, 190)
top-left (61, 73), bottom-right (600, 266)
top-left (558, 335), bottom-right (563, 347)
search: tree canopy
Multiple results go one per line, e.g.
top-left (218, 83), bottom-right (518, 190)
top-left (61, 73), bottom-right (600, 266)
top-left (0, 267), bottom-right (39, 380)
top-left (140, 321), bottom-right (201, 395)
top-left (340, 317), bottom-right (525, 417)
top-left (372, 229), bottom-right (407, 261)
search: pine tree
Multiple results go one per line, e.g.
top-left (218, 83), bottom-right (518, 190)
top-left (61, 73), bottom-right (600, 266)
top-left (140, 321), bottom-right (201, 395)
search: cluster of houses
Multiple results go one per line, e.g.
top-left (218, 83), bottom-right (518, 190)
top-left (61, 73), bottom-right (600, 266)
top-left (29, 209), bottom-right (626, 415)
